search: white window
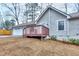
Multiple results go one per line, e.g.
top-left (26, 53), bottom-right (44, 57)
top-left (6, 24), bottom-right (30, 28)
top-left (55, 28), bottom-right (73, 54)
top-left (57, 21), bottom-right (64, 30)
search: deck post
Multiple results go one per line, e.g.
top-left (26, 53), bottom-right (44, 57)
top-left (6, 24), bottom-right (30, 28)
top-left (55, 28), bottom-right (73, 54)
top-left (41, 29), bottom-right (43, 40)
top-left (41, 34), bottom-right (43, 40)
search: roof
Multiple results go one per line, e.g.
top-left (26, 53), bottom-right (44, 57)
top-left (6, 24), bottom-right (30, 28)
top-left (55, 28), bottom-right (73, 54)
top-left (12, 22), bottom-right (36, 29)
top-left (36, 5), bottom-right (70, 23)
top-left (12, 23), bottom-right (49, 29)
top-left (68, 12), bottom-right (79, 20)
top-left (26, 25), bottom-right (48, 29)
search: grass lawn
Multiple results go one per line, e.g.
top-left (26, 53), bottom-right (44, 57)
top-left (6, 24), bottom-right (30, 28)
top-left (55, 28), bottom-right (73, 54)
top-left (0, 37), bottom-right (79, 56)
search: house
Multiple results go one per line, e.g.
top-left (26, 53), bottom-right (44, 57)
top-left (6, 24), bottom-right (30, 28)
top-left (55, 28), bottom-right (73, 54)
top-left (23, 25), bottom-right (49, 37)
top-left (36, 5), bottom-right (73, 40)
top-left (12, 5), bottom-right (79, 40)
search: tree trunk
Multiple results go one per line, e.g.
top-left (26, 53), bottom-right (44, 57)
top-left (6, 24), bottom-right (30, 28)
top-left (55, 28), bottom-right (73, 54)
top-left (16, 17), bottom-right (19, 25)
top-left (65, 3), bottom-right (67, 13)
top-left (77, 4), bottom-right (79, 12)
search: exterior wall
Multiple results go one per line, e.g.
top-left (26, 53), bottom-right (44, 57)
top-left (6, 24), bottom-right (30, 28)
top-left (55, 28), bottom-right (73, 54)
top-left (37, 10), bottom-right (49, 28)
top-left (12, 28), bottom-right (23, 36)
top-left (69, 19), bottom-right (79, 39)
top-left (49, 9), bottom-right (68, 38)
top-left (37, 8), bottom-right (68, 39)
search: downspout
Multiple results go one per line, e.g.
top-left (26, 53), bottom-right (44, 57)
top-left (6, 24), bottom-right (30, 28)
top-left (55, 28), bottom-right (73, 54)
top-left (67, 16), bottom-right (70, 39)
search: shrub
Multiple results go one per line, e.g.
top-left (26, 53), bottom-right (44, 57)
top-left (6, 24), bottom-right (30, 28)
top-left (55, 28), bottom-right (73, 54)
top-left (74, 39), bottom-right (79, 45)
top-left (51, 35), bottom-right (57, 40)
top-left (69, 38), bottom-right (79, 45)
top-left (69, 38), bottom-right (75, 44)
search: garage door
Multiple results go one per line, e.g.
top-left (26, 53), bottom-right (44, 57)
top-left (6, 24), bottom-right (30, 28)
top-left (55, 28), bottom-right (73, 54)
top-left (12, 29), bottom-right (23, 36)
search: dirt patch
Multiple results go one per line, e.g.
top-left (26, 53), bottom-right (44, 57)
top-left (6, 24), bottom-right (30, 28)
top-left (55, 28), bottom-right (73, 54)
top-left (37, 49), bottom-right (55, 56)
top-left (0, 37), bottom-right (79, 56)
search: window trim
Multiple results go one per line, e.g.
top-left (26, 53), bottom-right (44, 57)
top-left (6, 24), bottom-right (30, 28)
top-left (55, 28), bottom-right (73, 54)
top-left (57, 20), bottom-right (65, 31)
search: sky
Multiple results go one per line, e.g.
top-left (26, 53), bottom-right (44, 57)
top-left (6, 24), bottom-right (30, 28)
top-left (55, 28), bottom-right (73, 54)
top-left (51, 3), bottom-right (77, 13)
top-left (0, 3), bottom-right (78, 24)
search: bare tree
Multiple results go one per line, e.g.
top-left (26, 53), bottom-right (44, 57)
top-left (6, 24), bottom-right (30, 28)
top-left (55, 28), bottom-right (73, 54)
top-left (75, 3), bottom-right (79, 12)
top-left (24, 3), bottom-right (41, 23)
top-left (64, 3), bottom-right (67, 13)
top-left (1, 3), bottom-right (21, 25)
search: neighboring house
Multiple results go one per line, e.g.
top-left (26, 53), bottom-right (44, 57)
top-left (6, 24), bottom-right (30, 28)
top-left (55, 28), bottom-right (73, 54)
top-left (36, 5), bottom-right (72, 39)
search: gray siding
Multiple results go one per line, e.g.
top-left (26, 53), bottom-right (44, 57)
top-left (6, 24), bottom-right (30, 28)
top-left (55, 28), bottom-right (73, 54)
top-left (69, 19), bottom-right (79, 36)
top-left (37, 10), bottom-right (49, 28)
top-left (49, 9), bottom-right (68, 37)
top-left (37, 8), bottom-right (68, 38)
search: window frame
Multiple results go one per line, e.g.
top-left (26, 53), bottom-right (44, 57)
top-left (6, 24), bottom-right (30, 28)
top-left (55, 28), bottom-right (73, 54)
top-left (57, 20), bottom-right (65, 31)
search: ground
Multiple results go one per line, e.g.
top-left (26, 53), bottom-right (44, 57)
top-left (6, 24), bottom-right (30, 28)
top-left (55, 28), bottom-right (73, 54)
top-left (0, 37), bottom-right (79, 56)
